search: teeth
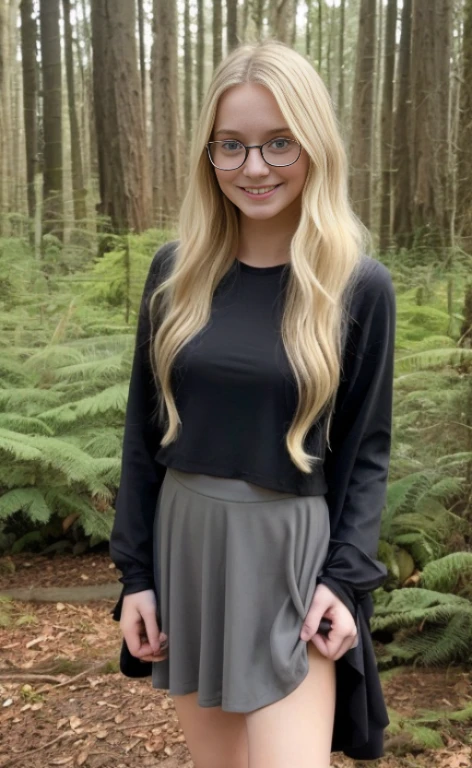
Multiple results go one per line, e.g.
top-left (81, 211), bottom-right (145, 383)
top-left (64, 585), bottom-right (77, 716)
top-left (244, 185), bottom-right (277, 194)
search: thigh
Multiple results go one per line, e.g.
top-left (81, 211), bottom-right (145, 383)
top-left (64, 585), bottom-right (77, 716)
top-left (245, 642), bottom-right (336, 768)
top-left (171, 691), bottom-right (249, 768)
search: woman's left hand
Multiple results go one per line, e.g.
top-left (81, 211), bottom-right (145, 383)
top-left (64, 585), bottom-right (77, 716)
top-left (300, 583), bottom-right (358, 660)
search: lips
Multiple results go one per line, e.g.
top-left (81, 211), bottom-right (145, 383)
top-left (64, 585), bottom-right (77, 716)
top-left (240, 184), bottom-right (282, 192)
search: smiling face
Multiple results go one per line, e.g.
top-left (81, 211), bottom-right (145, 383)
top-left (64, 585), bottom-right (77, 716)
top-left (209, 83), bottom-right (310, 224)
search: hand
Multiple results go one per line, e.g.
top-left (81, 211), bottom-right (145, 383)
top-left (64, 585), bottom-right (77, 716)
top-left (120, 589), bottom-right (168, 663)
top-left (300, 583), bottom-right (358, 660)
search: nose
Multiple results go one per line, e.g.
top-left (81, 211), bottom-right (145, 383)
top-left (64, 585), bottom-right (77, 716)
top-left (242, 147), bottom-right (270, 177)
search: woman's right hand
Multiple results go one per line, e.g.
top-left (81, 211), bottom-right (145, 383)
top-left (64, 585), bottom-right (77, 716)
top-left (120, 589), bottom-right (168, 662)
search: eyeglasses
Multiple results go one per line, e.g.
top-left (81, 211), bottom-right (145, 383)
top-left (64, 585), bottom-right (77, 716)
top-left (206, 137), bottom-right (302, 171)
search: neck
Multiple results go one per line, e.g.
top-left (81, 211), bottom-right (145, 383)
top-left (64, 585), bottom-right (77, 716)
top-left (235, 201), bottom-right (301, 267)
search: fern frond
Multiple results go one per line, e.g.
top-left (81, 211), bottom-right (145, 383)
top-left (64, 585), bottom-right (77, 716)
top-left (0, 388), bottom-right (58, 412)
top-left (385, 471), bottom-right (433, 518)
top-left (420, 553), bottom-right (472, 594)
top-left (52, 352), bottom-right (127, 384)
top-left (395, 347), bottom-right (472, 373)
top-left (0, 488), bottom-right (51, 523)
top-left (47, 490), bottom-right (114, 540)
top-left (0, 414), bottom-right (54, 435)
top-left (38, 383), bottom-right (129, 427)
top-left (0, 427), bottom-right (110, 494)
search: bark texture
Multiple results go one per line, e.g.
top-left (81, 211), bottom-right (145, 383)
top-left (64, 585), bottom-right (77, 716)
top-left (91, 0), bottom-right (151, 233)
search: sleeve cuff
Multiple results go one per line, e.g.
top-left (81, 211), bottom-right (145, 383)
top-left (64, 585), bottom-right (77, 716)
top-left (110, 577), bottom-right (157, 622)
top-left (316, 538), bottom-right (388, 624)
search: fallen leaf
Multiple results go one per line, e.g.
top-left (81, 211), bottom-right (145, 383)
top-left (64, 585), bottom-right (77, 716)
top-left (69, 715), bottom-right (82, 731)
top-left (144, 736), bottom-right (165, 753)
top-left (26, 635), bottom-right (47, 649)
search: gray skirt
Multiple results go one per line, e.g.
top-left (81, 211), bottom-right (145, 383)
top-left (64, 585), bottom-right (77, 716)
top-left (151, 467), bottom-right (330, 713)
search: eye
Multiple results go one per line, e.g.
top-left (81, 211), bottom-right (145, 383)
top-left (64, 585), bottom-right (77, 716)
top-left (269, 138), bottom-right (290, 149)
top-left (221, 140), bottom-right (244, 151)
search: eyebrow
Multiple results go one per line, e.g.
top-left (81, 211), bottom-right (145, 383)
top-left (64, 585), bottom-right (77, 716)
top-left (214, 126), bottom-right (292, 137)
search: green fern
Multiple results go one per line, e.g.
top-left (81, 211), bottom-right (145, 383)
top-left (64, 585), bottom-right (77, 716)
top-left (372, 588), bottom-right (472, 667)
top-left (0, 488), bottom-right (51, 523)
top-left (420, 553), bottom-right (472, 595)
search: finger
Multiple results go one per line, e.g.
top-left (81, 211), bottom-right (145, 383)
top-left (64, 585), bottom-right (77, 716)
top-left (309, 632), bottom-right (331, 658)
top-left (331, 634), bottom-right (357, 660)
top-left (141, 610), bottom-right (163, 653)
top-left (126, 623), bottom-right (163, 659)
top-left (313, 627), bottom-right (348, 660)
top-left (140, 649), bottom-right (168, 662)
top-left (130, 610), bottom-right (162, 657)
top-left (333, 643), bottom-right (351, 661)
top-left (300, 608), bottom-right (326, 641)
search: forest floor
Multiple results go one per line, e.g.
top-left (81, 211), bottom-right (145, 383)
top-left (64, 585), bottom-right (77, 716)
top-left (0, 553), bottom-right (471, 768)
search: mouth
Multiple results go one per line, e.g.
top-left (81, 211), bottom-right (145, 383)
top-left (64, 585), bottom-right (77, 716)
top-left (239, 183), bottom-right (283, 200)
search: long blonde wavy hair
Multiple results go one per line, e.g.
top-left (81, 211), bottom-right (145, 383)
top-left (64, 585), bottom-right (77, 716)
top-left (149, 39), bottom-right (371, 474)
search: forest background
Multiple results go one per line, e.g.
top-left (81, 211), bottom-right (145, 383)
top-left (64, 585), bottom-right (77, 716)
top-left (0, 1), bottom-right (472, 765)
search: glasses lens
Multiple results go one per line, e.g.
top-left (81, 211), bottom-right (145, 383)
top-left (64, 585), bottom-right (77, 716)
top-left (262, 138), bottom-right (300, 166)
top-left (208, 138), bottom-right (300, 169)
top-left (208, 140), bottom-right (246, 170)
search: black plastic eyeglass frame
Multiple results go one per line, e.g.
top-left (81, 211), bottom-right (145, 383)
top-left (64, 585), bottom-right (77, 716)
top-left (206, 137), bottom-right (302, 170)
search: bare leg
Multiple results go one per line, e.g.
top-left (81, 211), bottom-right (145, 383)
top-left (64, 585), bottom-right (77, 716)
top-left (171, 691), bottom-right (249, 768)
top-left (245, 642), bottom-right (335, 768)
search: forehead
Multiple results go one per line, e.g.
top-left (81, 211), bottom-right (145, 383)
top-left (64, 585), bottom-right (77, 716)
top-left (213, 83), bottom-right (288, 134)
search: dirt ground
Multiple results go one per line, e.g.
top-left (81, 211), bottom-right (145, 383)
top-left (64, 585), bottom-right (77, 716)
top-left (0, 552), bottom-right (471, 768)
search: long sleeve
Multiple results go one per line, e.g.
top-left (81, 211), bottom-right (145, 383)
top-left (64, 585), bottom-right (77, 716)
top-left (109, 242), bottom-right (176, 599)
top-left (311, 258), bottom-right (395, 759)
top-left (316, 258), bottom-right (396, 619)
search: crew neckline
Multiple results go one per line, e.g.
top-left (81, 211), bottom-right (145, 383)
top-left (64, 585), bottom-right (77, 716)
top-left (236, 259), bottom-right (290, 275)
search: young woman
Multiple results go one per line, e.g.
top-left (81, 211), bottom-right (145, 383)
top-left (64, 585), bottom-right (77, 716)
top-left (110, 40), bottom-right (396, 768)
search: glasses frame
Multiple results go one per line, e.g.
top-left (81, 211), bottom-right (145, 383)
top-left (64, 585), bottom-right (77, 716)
top-left (206, 137), bottom-right (302, 171)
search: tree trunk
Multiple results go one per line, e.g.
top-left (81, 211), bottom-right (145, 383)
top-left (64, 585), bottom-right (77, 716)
top-left (252, 0), bottom-right (265, 40)
top-left (10, 1), bottom-right (23, 229)
top-left (240, 0), bottom-right (250, 41)
top-left (39, 0), bottom-right (64, 241)
top-left (348, 0), bottom-right (376, 229)
top-left (291, 0), bottom-right (297, 47)
top-left (410, 0), bottom-right (451, 254)
top-left (457, 0), bottom-right (472, 247)
top-left (317, 0), bottom-right (322, 73)
top-left (392, 0), bottom-right (412, 249)
top-left (337, 0), bottom-right (345, 124)
top-left (91, 0), bottom-right (151, 233)
top-left (196, 0), bottom-right (204, 115)
top-left (213, 0), bottom-right (223, 70)
top-left (227, 0), bottom-right (238, 52)
top-left (183, 0), bottom-right (192, 140)
top-left (151, 0), bottom-right (180, 226)
top-left (0, 0), bottom-right (13, 235)
top-left (305, 0), bottom-right (312, 56)
top-left (378, 0), bottom-right (397, 253)
top-left (268, 0), bottom-right (296, 44)
top-left (20, 0), bottom-right (37, 233)
top-left (137, 0), bottom-right (146, 122)
top-left (77, 0), bottom-right (95, 188)
top-left (62, 0), bottom-right (86, 224)
top-left (326, 1), bottom-right (335, 94)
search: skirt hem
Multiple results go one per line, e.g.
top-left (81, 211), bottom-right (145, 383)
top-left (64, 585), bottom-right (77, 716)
top-left (153, 664), bottom-right (310, 713)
